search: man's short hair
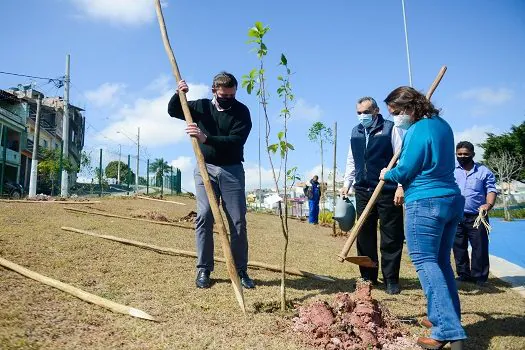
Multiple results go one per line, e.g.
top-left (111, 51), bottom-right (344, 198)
top-left (212, 71), bottom-right (238, 89)
top-left (456, 141), bottom-right (475, 153)
top-left (357, 96), bottom-right (378, 109)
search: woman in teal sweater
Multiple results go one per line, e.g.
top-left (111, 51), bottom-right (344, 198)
top-left (380, 87), bottom-right (465, 350)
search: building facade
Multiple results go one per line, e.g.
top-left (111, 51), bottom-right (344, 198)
top-left (2, 85), bottom-right (85, 193)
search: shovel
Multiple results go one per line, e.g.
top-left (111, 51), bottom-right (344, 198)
top-left (153, 0), bottom-right (245, 313)
top-left (337, 66), bottom-right (448, 266)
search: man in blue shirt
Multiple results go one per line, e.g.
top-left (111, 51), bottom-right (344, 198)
top-left (453, 141), bottom-right (497, 286)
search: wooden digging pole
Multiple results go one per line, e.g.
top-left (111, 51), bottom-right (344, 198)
top-left (153, 0), bottom-right (245, 313)
top-left (337, 66), bottom-right (448, 264)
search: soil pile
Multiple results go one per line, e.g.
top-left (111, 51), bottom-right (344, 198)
top-left (130, 210), bottom-right (170, 222)
top-left (293, 281), bottom-right (415, 349)
top-left (178, 211), bottom-right (197, 224)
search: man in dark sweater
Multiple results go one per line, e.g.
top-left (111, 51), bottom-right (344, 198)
top-left (341, 97), bottom-right (405, 295)
top-left (168, 72), bottom-right (254, 289)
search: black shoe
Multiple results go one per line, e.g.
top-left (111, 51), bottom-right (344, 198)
top-left (239, 270), bottom-right (255, 289)
top-left (475, 280), bottom-right (487, 287)
top-left (455, 275), bottom-right (473, 283)
top-left (196, 270), bottom-right (211, 289)
top-left (386, 282), bottom-right (401, 295)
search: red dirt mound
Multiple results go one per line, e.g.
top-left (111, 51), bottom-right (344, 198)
top-left (293, 281), bottom-right (415, 349)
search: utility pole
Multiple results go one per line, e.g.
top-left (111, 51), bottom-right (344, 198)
top-left (117, 144), bottom-right (121, 185)
top-left (60, 54), bottom-right (71, 196)
top-left (28, 95), bottom-right (42, 198)
top-left (126, 154), bottom-right (131, 196)
top-left (136, 127), bottom-right (140, 193)
top-left (99, 149), bottom-right (102, 197)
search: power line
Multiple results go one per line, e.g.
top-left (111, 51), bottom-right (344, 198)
top-left (0, 70), bottom-right (64, 87)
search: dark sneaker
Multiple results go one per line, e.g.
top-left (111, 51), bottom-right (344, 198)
top-left (386, 282), bottom-right (401, 295)
top-left (475, 280), bottom-right (488, 287)
top-left (196, 270), bottom-right (211, 289)
top-left (239, 270), bottom-right (255, 289)
top-left (455, 275), bottom-right (474, 283)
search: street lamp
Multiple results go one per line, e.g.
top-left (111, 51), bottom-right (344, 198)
top-left (117, 127), bottom-right (140, 193)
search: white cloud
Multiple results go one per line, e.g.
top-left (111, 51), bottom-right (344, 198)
top-left (454, 124), bottom-right (499, 161)
top-left (304, 164), bottom-right (344, 185)
top-left (170, 156), bottom-right (195, 192)
top-left (70, 0), bottom-right (165, 26)
top-left (85, 83), bottom-right (126, 108)
top-left (96, 82), bottom-right (210, 147)
top-left (458, 87), bottom-right (514, 105)
top-left (291, 98), bottom-right (323, 122)
top-left (243, 163), bottom-right (278, 191)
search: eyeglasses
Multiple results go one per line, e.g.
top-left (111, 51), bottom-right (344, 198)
top-left (357, 110), bottom-right (374, 115)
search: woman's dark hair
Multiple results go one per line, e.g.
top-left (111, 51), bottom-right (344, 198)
top-left (384, 86), bottom-right (440, 121)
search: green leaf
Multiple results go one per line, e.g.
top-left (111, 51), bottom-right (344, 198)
top-left (248, 27), bottom-right (259, 38)
top-left (277, 131), bottom-right (285, 140)
top-left (268, 144), bottom-right (278, 154)
top-left (287, 143), bottom-right (295, 150)
top-left (280, 53), bottom-right (288, 66)
top-left (277, 75), bottom-right (283, 81)
top-left (255, 21), bottom-right (264, 32)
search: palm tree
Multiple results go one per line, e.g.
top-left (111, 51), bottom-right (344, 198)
top-left (148, 158), bottom-right (170, 195)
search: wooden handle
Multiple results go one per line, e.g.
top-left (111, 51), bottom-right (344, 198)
top-left (153, 0), bottom-right (245, 313)
top-left (337, 65), bottom-right (448, 262)
top-left (0, 256), bottom-right (155, 321)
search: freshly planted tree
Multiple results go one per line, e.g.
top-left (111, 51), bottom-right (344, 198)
top-left (242, 22), bottom-right (296, 311)
top-left (308, 122), bottom-right (333, 207)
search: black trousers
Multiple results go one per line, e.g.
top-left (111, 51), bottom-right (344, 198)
top-left (453, 213), bottom-right (490, 282)
top-left (355, 188), bottom-right (404, 283)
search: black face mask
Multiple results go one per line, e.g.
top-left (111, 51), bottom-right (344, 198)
top-left (216, 96), bottom-right (235, 110)
top-left (457, 156), bottom-right (474, 167)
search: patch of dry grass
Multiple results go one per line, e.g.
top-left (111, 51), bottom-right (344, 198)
top-left (0, 196), bottom-right (524, 349)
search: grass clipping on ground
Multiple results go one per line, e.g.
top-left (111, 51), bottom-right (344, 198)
top-left (293, 280), bottom-right (414, 350)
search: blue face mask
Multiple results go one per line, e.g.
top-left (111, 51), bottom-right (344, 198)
top-left (358, 114), bottom-right (374, 128)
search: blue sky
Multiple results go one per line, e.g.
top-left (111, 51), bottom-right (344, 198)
top-left (1, 0), bottom-right (524, 192)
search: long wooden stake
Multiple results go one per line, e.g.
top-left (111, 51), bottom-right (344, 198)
top-left (153, 0), bottom-right (245, 313)
top-left (337, 66), bottom-right (448, 263)
top-left (136, 195), bottom-right (186, 206)
top-left (0, 199), bottom-right (101, 204)
top-left (0, 256), bottom-right (155, 321)
top-left (61, 227), bottom-right (335, 282)
top-left (64, 207), bottom-right (197, 230)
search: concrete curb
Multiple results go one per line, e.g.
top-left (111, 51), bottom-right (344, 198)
top-left (489, 254), bottom-right (525, 298)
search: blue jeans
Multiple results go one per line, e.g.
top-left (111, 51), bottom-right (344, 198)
top-left (308, 200), bottom-right (319, 224)
top-left (405, 194), bottom-right (467, 341)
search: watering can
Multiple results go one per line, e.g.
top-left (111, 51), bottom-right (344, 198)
top-left (333, 196), bottom-right (356, 232)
